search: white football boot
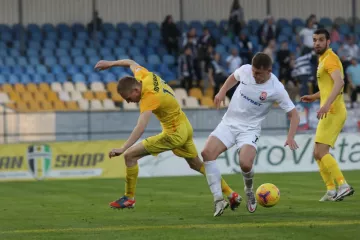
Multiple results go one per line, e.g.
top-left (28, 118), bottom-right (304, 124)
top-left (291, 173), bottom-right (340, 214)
top-left (334, 184), bottom-right (355, 201)
top-left (319, 190), bottom-right (337, 202)
top-left (213, 199), bottom-right (229, 217)
top-left (245, 188), bottom-right (257, 213)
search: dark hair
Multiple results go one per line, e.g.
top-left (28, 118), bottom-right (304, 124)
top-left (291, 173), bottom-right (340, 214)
top-left (252, 53), bottom-right (272, 69)
top-left (314, 28), bottom-right (330, 40)
top-left (117, 76), bottom-right (140, 94)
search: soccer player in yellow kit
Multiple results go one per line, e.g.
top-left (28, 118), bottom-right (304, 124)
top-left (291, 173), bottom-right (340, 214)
top-left (94, 59), bottom-right (241, 211)
top-left (301, 29), bottom-right (354, 201)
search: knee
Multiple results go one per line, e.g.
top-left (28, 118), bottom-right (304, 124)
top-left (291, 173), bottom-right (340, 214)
top-left (201, 148), bottom-right (216, 162)
top-left (124, 150), bottom-right (136, 167)
top-left (240, 161), bottom-right (252, 172)
top-left (313, 149), bottom-right (326, 160)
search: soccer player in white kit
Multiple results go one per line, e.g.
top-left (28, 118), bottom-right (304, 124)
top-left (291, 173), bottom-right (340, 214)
top-left (201, 53), bottom-right (301, 217)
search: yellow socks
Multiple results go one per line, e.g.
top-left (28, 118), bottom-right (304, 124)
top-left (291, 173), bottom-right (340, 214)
top-left (316, 159), bottom-right (335, 191)
top-left (200, 164), bottom-right (233, 196)
top-left (125, 164), bottom-right (139, 199)
top-left (321, 154), bottom-right (346, 186)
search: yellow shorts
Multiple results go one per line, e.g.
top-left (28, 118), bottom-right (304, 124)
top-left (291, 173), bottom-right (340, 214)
top-left (315, 111), bottom-right (346, 148)
top-left (142, 118), bottom-right (198, 158)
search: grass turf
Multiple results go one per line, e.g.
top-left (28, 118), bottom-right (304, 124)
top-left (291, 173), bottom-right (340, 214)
top-left (0, 170), bottom-right (359, 240)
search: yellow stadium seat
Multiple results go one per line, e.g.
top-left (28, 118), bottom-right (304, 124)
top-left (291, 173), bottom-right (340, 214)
top-left (14, 83), bottom-right (26, 93)
top-left (21, 92), bottom-right (34, 102)
top-left (189, 88), bottom-right (203, 100)
top-left (8, 92), bottom-right (21, 102)
top-left (2, 84), bottom-right (14, 93)
top-left (53, 101), bottom-right (67, 111)
top-left (83, 91), bottom-right (94, 100)
top-left (94, 91), bottom-right (108, 100)
top-left (201, 96), bottom-right (214, 108)
top-left (34, 92), bottom-right (47, 102)
top-left (26, 83), bottom-right (38, 93)
top-left (27, 101), bottom-right (40, 112)
top-left (111, 92), bottom-right (123, 102)
top-left (39, 101), bottom-right (53, 111)
top-left (66, 101), bottom-right (79, 111)
top-left (39, 83), bottom-right (50, 92)
top-left (6, 102), bottom-right (16, 110)
top-left (16, 102), bottom-right (29, 112)
top-left (107, 82), bottom-right (117, 92)
top-left (205, 87), bottom-right (214, 98)
top-left (46, 91), bottom-right (59, 101)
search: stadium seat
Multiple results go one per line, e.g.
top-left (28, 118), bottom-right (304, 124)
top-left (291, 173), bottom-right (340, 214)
top-left (58, 91), bottom-right (71, 101)
top-left (184, 96), bottom-right (200, 108)
top-left (26, 83), bottom-right (38, 93)
top-left (63, 82), bottom-right (75, 92)
top-left (46, 91), bottom-right (59, 101)
top-left (73, 73), bottom-right (86, 83)
top-left (1, 84), bottom-right (13, 93)
top-left (94, 91), bottom-right (107, 100)
top-left (123, 102), bottom-right (138, 110)
top-left (70, 91), bottom-right (83, 101)
top-left (39, 83), bottom-right (51, 92)
top-left (51, 82), bottom-right (63, 92)
top-left (78, 99), bottom-right (89, 110)
top-left (0, 93), bottom-right (10, 104)
top-left (83, 91), bottom-right (94, 100)
top-left (174, 88), bottom-right (188, 100)
top-left (111, 91), bottom-right (123, 103)
top-left (14, 83), bottom-right (26, 93)
top-left (103, 99), bottom-right (117, 110)
top-left (75, 82), bottom-right (87, 92)
top-left (33, 92), bottom-right (47, 102)
top-left (189, 88), bottom-right (203, 100)
top-left (66, 101), bottom-right (79, 111)
top-left (53, 101), bottom-right (67, 111)
top-left (91, 81), bottom-right (105, 91)
top-left (21, 92), bottom-right (34, 102)
top-left (39, 100), bottom-right (53, 111)
top-left (90, 100), bottom-right (103, 110)
top-left (200, 96), bottom-right (214, 108)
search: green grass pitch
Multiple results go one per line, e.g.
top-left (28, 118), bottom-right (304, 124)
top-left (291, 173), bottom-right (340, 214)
top-left (0, 171), bottom-right (359, 240)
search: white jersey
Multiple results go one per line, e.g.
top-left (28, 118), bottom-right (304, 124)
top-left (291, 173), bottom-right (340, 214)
top-left (222, 64), bottom-right (295, 131)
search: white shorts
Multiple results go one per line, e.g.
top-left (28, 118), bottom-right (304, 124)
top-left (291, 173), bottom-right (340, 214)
top-left (210, 121), bottom-right (260, 151)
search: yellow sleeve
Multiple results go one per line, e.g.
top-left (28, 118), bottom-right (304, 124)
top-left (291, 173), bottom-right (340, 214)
top-left (140, 92), bottom-right (160, 113)
top-left (324, 56), bottom-right (341, 74)
top-left (132, 66), bottom-right (150, 81)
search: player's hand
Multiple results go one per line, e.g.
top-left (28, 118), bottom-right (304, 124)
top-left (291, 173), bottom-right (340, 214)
top-left (300, 94), bottom-right (316, 103)
top-left (284, 138), bottom-right (299, 150)
top-left (214, 91), bottom-right (226, 109)
top-left (317, 103), bottom-right (330, 120)
top-left (109, 148), bottom-right (125, 158)
top-left (94, 60), bottom-right (113, 71)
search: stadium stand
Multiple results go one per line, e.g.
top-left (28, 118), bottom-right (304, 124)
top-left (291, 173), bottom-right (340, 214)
top-left (0, 17), bottom-right (358, 112)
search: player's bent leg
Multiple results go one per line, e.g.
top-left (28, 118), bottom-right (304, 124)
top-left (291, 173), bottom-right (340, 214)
top-left (314, 142), bottom-right (355, 201)
top-left (110, 142), bottom-right (150, 209)
top-left (239, 144), bottom-right (257, 213)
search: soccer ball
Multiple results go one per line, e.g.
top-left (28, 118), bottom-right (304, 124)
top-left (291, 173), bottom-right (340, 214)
top-left (255, 183), bottom-right (280, 208)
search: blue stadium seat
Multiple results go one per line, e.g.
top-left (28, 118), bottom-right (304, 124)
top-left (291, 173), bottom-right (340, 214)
top-left (61, 31), bottom-right (73, 41)
top-left (82, 64), bottom-right (94, 75)
top-left (9, 74), bottom-right (20, 84)
top-left (29, 41), bottom-right (41, 50)
top-left (145, 47), bottom-right (156, 56)
top-left (56, 73), bottom-right (67, 83)
top-left (1, 32), bottom-right (12, 42)
top-left (319, 18), bottom-right (333, 27)
top-left (36, 65), bottom-right (48, 75)
top-left (119, 39), bottom-right (131, 48)
top-left (44, 40), bottom-right (57, 49)
top-left (56, 48), bottom-right (69, 57)
top-left (135, 30), bottom-right (147, 39)
top-left (281, 26), bottom-right (293, 37)
top-left (104, 73), bottom-right (116, 83)
top-left (0, 75), bottom-right (6, 84)
top-left (30, 32), bottom-right (43, 41)
top-left (176, 21), bottom-right (188, 31)
top-left (102, 54), bottom-right (116, 61)
top-left (33, 74), bottom-right (44, 84)
top-left (121, 30), bottom-right (133, 39)
top-left (41, 48), bottom-right (54, 57)
top-left (56, 23), bottom-right (71, 33)
top-left (210, 28), bottom-right (220, 40)
top-left (163, 55), bottom-right (176, 65)
top-left (147, 54), bottom-right (161, 65)
top-left (85, 48), bottom-right (98, 57)
top-left (74, 39), bottom-right (87, 49)
top-left (68, 65), bottom-right (80, 75)
top-left (44, 57), bottom-right (57, 66)
top-left (89, 73), bottom-right (101, 82)
top-left (102, 23), bottom-right (115, 32)
top-left (110, 67), bottom-right (126, 76)
top-left (0, 66), bottom-right (12, 75)
top-left (12, 66), bottom-right (24, 75)
top-left (205, 20), bottom-right (217, 29)
top-left (148, 39), bottom-right (159, 48)
top-left (128, 47), bottom-right (141, 57)
top-left (149, 30), bottom-right (161, 39)
top-left (73, 73), bottom-right (86, 82)
top-left (131, 22), bottom-right (145, 30)
top-left (100, 47), bottom-right (112, 57)
top-left (72, 23), bottom-right (86, 32)
top-left (189, 20), bottom-right (203, 29)
top-left (114, 47), bottom-right (126, 56)
top-left (215, 44), bottom-right (226, 54)
top-left (339, 24), bottom-right (350, 35)
top-left (106, 31), bottom-right (118, 40)
top-left (51, 65), bottom-right (64, 75)
top-left (26, 66), bottom-right (36, 75)
top-left (70, 48), bottom-right (83, 57)
top-left (220, 36), bottom-right (232, 46)
top-left (116, 23), bottom-right (130, 31)
top-left (146, 22), bottom-right (159, 30)
top-left (88, 56), bottom-right (99, 66)
top-left (59, 56), bottom-right (72, 67)
top-left (133, 39), bottom-right (145, 48)
top-left (9, 49), bottom-right (20, 57)
top-left (17, 57), bottom-right (28, 66)
top-left (29, 57), bottom-right (40, 66)
top-left (74, 56), bottom-right (87, 66)
top-left (20, 74), bottom-right (31, 84)
top-left (278, 35), bottom-right (288, 43)
top-left (291, 18), bottom-right (305, 28)
top-left (44, 73), bottom-right (56, 83)
top-left (330, 42), bottom-right (340, 52)
top-left (0, 48), bottom-right (7, 57)
top-left (46, 31), bottom-right (58, 41)
top-left (103, 39), bottom-right (116, 48)
top-left (59, 40), bottom-right (71, 49)
top-left (5, 57), bottom-right (16, 66)
top-left (42, 23), bottom-right (55, 33)
top-left (77, 31), bottom-right (89, 41)
top-left (133, 55), bottom-right (146, 66)
top-left (157, 47), bottom-right (168, 57)
top-left (0, 24), bottom-right (11, 32)
top-left (27, 23), bottom-right (41, 33)
top-left (277, 18), bottom-right (290, 27)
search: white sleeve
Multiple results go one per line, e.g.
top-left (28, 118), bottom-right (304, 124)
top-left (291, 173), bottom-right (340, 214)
top-left (233, 65), bottom-right (247, 81)
top-left (275, 84), bottom-right (295, 113)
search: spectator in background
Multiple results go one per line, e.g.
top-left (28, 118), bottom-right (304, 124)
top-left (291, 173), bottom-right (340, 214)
top-left (198, 27), bottom-right (216, 68)
top-left (208, 53), bottom-right (228, 98)
top-left (228, 0), bottom-right (244, 38)
top-left (226, 48), bottom-right (242, 74)
top-left (285, 53), bottom-right (299, 102)
top-left (238, 31), bottom-right (253, 64)
top-left (258, 16), bottom-right (279, 46)
top-left (87, 11), bottom-right (102, 32)
top-left (346, 58), bottom-right (360, 108)
top-left (292, 51), bottom-right (316, 96)
top-left (330, 24), bottom-right (340, 43)
top-left (276, 41), bottom-right (291, 82)
top-left (263, 39), bottom-right (276, 62)
top-left (161, 15), bottom-right (180, 55)
top-left (178, 46), bottom-right (196, 92)
top-left (182, 28), bottom-right (202, 82)
top-left (343, 35), bottom-right (359, 61)
top-left (299, 16), bottom-right (317, 54)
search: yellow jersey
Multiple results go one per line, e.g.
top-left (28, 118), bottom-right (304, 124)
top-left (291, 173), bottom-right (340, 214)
top-left (317, 48), bottom-right (346, 112)
top-left (132, 66), bottom-right (186, 133)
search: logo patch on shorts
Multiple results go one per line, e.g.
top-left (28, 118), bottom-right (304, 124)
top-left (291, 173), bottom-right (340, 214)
top-left (259, 92), bottom-right (267, 101)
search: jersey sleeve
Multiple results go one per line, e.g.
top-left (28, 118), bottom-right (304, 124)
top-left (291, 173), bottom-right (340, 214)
top-left (275, 84), bottom-right (295, 113)
top-left (132, 66), bottom-right (150, 81)
top-left (139, 92), bottom-right (160, 113)
top-left (233, 64), bottom-right (248, 81)
top-left (324, 56), bottom-right (341, 74)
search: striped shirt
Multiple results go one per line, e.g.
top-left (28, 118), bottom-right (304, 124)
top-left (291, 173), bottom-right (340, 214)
top-left (292, 53), bottom-right (314, 77)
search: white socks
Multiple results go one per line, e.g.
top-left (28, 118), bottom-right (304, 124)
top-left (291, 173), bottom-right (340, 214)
top-left (204, 161), bottom-right (223, 201)
top-left (242, 168), bottom-right (254, 192)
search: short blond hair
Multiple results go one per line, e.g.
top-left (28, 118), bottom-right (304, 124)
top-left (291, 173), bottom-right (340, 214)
top-left (117, 76), bottom-right (140, 94)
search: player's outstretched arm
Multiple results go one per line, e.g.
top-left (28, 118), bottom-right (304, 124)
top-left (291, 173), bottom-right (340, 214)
top-left (94, 59), bottom-right (140, 72)
top-left (214, 74), bottom-right (238, 109)
top-left (284, 108), bottom-right (300, 150)
top-left (300, 91), bottom-right (320, 103)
